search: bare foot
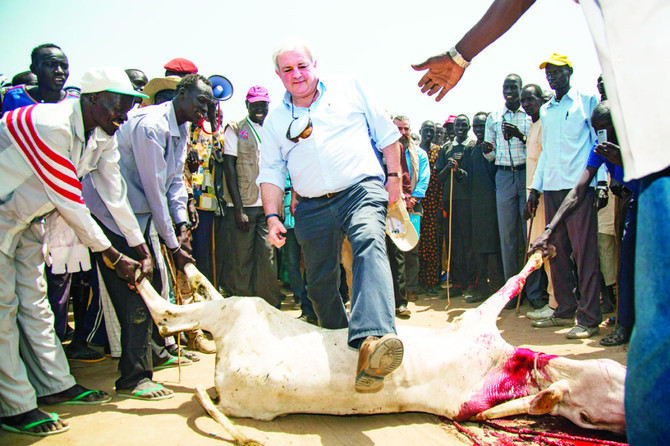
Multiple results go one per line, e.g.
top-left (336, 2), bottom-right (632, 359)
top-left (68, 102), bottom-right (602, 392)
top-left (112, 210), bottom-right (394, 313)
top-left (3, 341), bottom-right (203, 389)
top-left (117, 378), bottom-right (174, 400)
top-left (1, 408), bottom-right (69, 436)
top-left (37, 383), bottom-right (111, 405)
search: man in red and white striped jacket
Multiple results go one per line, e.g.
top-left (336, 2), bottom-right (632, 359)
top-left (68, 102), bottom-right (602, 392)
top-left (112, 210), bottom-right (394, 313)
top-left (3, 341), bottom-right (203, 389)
top-left (0, 67), bottom-right (148, 437)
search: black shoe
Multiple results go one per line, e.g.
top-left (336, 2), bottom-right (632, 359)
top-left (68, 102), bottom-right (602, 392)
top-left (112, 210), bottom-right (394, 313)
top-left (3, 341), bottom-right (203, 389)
top-left (447, 286), bottom-right (463, 298)
top-left (64, 339), bottom-right (105, 363)
top-left (465, 289), bottom-right (487, 304)
top-left (600, 325), bottom-right (631, 347)
top-left (297, 314), bottom-right (318, 325)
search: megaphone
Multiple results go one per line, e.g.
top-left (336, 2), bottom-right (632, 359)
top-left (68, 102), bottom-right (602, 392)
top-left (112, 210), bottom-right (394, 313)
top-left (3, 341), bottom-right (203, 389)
top-left (208, 74), bottom-right (233, 101)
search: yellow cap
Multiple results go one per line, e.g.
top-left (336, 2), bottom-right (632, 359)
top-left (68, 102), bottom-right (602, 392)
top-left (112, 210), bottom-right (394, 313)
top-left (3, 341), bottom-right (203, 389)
top-left (539, 53), bottom-right (573, 69)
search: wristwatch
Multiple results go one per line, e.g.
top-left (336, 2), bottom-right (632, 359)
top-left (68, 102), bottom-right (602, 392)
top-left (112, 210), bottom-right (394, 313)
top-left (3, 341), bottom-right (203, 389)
top-left (387, 172), bottom-right (402, 178)
top-left (448, 46), bottom-right (471, 69)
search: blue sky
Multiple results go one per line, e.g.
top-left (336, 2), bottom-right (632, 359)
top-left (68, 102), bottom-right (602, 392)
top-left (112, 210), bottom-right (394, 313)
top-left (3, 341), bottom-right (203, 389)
top-left (1, 0), bottom-right (601, 132)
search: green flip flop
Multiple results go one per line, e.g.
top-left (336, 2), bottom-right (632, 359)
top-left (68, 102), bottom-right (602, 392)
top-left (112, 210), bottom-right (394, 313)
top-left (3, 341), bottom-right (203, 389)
top-left (0, 412), bottom-right (70, 437)
top-left (117, 382), bottom-right (174, 401)
top-left (58, 389), bottom-right (112, 405)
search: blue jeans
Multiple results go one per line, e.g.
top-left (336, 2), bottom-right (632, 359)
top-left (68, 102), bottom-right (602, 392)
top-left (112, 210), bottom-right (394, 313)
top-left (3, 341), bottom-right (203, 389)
top-left (495, 169), bottom-right (542, 304)
top-left (294, 179), bottom-right (396, 348)
top-left (625, 171), bottom-right (670, 445)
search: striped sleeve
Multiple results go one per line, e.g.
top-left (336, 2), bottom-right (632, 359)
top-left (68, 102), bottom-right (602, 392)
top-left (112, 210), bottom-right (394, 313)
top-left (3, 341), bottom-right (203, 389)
top-left (4, 105), bottom-right (110, 252)
top-left (5, 105), bottom-right (84, 204)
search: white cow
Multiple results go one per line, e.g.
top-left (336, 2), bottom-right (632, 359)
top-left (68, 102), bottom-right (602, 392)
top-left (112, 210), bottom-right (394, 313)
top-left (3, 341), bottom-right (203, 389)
top-left (136, 254), bottom-right (625, 445)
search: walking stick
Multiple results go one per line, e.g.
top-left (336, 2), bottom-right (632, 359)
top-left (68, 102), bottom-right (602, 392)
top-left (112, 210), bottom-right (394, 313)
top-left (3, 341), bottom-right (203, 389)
top-left (516, 205), bottom-right (537, 314)
top-left (211, 219), bottom-right (217, 290)
top-left (446, 169), bottom-right (454, 310)
top-left (162, 244), bottom-right (183, 382)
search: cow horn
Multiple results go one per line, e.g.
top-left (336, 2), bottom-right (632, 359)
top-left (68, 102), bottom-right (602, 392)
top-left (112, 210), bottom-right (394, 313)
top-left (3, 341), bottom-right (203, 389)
top-left (473, 395), bottom-right (535, 420)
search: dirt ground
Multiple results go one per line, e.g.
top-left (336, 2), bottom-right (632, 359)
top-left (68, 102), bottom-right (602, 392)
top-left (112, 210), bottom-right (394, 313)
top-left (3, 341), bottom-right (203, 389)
top-left (3, 292), bottom-right (627, 446)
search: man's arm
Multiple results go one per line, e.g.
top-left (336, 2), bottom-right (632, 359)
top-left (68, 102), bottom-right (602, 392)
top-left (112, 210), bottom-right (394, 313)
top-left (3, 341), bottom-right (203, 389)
top-left (261, 182), bottom-right (287, 248)
top-left (382, 141), bottom-right (402, 205)
top-left (88, 143), bottom-right (152, 282)
top-left (412, 0), bottom-right (536, 101)
top-left (528, 165), bottom-right (598, 254)
top-left (130, 126), bottom-right (180, 249)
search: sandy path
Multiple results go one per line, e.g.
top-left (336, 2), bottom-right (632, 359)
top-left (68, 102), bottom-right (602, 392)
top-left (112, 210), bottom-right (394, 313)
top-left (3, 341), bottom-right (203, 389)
top-left (3, 294), bottom-right (627, 446)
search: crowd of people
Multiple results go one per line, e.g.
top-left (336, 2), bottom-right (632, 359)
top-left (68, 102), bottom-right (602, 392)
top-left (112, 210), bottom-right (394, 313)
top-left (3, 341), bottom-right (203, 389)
top-left (0, 21), bottom-right (652, 442)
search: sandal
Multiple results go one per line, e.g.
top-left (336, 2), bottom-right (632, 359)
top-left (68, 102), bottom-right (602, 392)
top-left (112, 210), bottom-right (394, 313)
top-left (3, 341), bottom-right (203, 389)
top-left (600, 326), bottom-right (631, 347)
top-left (117, 380), bottom-right (174, 401)
top-left (154, 355), bottom-right (192, 371)
top-left (1, 410), bottom-right (69, 437)
top-left (38, 385), bottom-right (112, 405)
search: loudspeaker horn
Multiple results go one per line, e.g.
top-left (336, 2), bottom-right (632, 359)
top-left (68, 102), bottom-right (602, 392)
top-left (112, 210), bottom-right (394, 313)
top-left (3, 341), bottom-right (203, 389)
top-left (208, 74), bottom-right (233, 101)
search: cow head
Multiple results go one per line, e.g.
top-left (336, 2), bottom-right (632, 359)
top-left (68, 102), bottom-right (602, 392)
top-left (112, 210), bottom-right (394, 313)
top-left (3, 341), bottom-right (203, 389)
top-left (530, 357), bottom-right (626, 434)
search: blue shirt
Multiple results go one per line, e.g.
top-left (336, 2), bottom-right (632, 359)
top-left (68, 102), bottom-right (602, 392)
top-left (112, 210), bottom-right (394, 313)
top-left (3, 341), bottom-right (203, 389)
top-left (259, 75), bottom-right (400, 198)
top-left (82, 101), bottom-right (189, 249)
top-left (1, 85), bottom-right (79, 115)
top-left (532, 88), bottom-right (604, 192)
top-left (408, 146), bottom-right (430, 198)
top-left (587, 146), bottom-right (638, 198)
top-left (483, 105), bottom-right (531, 166)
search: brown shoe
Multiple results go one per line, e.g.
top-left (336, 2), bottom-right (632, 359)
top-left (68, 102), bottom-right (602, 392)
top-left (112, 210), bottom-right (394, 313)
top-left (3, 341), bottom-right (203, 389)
top-left (407, 291), bottom-right (418, 302)
top-left (355, 334), bottom-right (404, 393)
top-left (188, 330), bottom-right (216, 354)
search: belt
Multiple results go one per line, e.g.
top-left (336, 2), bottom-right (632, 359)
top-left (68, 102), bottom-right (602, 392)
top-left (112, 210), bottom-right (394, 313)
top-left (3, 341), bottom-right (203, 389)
top-left (498, 163), bottom-right (526, 172)
top-left (310, 176), bottom-right (381, 200)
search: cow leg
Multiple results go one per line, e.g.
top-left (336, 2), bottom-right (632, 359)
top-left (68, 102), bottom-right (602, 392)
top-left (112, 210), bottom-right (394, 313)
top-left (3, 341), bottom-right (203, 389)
top-left (135, 278), bottom-right (212, 336)
top-left (195, 384), bottom-right (262, 446)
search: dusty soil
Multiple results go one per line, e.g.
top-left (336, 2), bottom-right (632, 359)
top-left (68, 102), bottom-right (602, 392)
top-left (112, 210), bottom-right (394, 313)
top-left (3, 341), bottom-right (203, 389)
top-left (3, 293), bottom-right (627, 446)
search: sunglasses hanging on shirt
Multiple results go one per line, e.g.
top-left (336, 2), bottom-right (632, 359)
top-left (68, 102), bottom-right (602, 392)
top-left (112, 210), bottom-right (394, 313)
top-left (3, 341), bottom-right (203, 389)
top-left (286, 89), bottom-right (318, 143)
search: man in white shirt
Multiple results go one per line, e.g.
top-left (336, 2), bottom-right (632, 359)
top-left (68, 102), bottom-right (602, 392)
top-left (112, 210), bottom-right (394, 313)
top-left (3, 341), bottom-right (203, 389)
top-left (259, 39), bottom-right (404, 393)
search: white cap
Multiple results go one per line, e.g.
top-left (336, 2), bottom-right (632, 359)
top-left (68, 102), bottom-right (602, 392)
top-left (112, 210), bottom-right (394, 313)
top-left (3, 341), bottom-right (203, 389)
top-left (80, 66), bottom-right (148, 98)
top-left (385, 200), bottom-right (419, 252)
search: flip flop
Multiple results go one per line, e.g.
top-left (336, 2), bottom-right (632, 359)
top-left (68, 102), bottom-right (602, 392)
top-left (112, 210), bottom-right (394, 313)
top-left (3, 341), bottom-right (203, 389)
top-left (0, 412), bottom-right (70, 437)
top-left (117, 383), bottom-right (174, 401)
top-left (154, 355), bottom-right (192, 371)
top-left (43, 389), bottom-right (112, 406)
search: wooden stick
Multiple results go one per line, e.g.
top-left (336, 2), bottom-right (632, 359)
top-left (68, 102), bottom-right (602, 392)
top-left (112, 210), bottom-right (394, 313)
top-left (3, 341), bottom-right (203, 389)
top-left (516, 210), bottom-right (536, 314)
top-left (445, 169), bottom-right (454, 310)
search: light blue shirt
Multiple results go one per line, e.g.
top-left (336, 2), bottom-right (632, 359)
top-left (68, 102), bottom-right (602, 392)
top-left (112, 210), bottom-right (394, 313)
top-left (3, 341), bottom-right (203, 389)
top-left (258, 75), bottom-right (400, 198)
top-left (532, 88), bottom-right (604, 192)
top-left (407, 146), bottom-right (430, 198)
top-left (83, 101), bottom-right (189, 249)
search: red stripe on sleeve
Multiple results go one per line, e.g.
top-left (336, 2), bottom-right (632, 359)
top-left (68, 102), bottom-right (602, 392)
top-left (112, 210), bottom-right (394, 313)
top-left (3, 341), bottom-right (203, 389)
top-left (6, 107), bottom-right (85, 204)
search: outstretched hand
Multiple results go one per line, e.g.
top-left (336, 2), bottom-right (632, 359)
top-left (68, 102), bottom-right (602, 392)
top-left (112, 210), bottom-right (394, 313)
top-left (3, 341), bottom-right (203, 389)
top-left (412, 53), bottom-right (465, 102)
top-left (528, 231), bottom-right (556, 260)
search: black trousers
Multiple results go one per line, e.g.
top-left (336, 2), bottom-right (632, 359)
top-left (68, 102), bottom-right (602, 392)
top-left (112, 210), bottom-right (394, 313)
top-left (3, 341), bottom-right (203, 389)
top-left (386, 235), bottom-right (407, 308)
top-left (93, 223), bottom-right (170, 390)
top-left (444, 200), bottom-right (477, 287)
